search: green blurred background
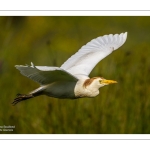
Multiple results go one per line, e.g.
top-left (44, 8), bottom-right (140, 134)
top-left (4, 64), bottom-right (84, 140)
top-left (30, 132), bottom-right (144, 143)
top-left (0, 16), bottom-right (150, 134)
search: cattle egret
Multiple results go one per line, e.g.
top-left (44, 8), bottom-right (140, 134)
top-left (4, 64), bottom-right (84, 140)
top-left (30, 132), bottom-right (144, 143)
top-left (12, 32), bottom-right (127, 105)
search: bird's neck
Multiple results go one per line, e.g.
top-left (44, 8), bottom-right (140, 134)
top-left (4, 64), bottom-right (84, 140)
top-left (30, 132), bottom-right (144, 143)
top-left (74, 78), bottom-right (100, 98)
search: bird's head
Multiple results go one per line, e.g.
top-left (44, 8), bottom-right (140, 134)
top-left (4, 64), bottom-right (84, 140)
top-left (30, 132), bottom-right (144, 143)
top-left (83, 77), bottom-right (117, 89)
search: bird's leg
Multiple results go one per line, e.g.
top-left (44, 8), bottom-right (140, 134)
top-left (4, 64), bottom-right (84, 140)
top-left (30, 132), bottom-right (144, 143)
top-left (12, 93), bottom-right (34, 105)
top-left (12, 86), bottom-right (45, 105)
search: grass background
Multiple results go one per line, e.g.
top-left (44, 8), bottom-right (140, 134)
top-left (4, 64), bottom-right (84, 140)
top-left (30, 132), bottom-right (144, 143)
top-left (0, 16), bottom-right (150, 134)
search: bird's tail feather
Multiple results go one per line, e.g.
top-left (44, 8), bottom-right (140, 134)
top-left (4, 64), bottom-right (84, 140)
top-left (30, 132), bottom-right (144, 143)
top-left (12, 93), bottom-right (34, 105)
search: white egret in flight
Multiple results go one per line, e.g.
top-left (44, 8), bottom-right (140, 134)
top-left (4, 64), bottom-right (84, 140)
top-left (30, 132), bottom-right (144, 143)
top-left (12, 32), bottom-right (127, 105)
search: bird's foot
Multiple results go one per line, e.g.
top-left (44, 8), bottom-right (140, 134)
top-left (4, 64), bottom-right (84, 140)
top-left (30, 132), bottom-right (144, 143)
top-left (12, 93), bottom-right (33, 105)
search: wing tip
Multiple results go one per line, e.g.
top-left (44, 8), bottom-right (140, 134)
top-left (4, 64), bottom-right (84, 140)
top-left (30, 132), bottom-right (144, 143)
top-left (123, 32), bottom-right (128, 39)
top-left (122, 31), bottom-right (128, 44)
top-left (15, 62), bottom-right (35, 69)
top-left (15, 65), bottom-right (22, 69)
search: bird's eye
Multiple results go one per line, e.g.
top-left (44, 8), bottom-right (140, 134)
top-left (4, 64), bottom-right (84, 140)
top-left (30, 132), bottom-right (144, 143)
top-left (99, 80), bottom-right (102, 84)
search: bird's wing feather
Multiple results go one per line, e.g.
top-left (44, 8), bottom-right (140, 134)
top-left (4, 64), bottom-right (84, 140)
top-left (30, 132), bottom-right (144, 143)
top-left (16, 62), bottom-right (78, 85)
top-left (61, 32), bottom-right (127, 78)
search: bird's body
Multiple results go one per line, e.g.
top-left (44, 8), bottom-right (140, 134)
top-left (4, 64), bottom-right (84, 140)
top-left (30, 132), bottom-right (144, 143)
top-left (36, 81), bottom-right (77, 99)
top-left (12, 32), bottom-right (127, 105)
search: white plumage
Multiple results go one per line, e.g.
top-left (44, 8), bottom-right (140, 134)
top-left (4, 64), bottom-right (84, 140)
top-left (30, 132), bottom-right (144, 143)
top-left (61, 32), bottom-right (127, 77)
top-left (12, 32), bottom-right (127, 105)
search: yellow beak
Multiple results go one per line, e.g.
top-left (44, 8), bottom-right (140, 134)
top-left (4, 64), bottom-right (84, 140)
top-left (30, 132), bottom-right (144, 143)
top-left (101, 79), bottom-right (117, 84)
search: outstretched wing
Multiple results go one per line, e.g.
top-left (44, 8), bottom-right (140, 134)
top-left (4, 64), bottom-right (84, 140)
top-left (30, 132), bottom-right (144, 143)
top-left (16, 62), bottom-right (78, 85)
top-left (61, 32), bottom-right (127, 78)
